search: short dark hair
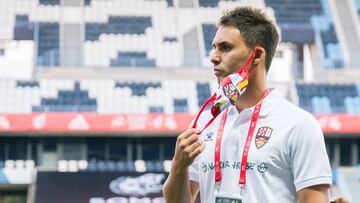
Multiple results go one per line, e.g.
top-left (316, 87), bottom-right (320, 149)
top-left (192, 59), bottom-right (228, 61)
top-left (219, 6), bottom-right (279, 72)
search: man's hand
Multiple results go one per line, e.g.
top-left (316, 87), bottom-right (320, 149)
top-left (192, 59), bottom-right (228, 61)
top-left (162, 128), bottom-right (204, 203)
top-left (172, 128), bottom-right (205, 170)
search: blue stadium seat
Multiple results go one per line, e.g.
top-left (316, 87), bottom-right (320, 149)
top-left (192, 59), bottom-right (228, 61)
top-left (33, 81), bottom-right (97, 112)
top-left (14, 15), bottom-right (34, 40)
top-left (146, 161), bottom-right (155, 172)
top-left (174, 99), bottom-right (188, 112)
top-left (39, 0), bottom-right (59, 5)
top-left (85, 0), bottom-right (92, 6)
top-left (85, 16), bottom-right (152, 41)
top-left (344, 97), bottom-right (360, 114)
top-left (111, 52), bottom-right (155, 68)
top-left (265, 0), bottom-right (323, 25)
top-left (115, 82), bottom-right (161, 96)
top-left (163, 37), bottom-right (177, 42)
top-left (297, 83), bottom-right (358, 113)
top-left (166, 0), bottom-right (174, 6)
top-left (320, 25), bottom-right (344, 68)
top-left (116, 161), bottom-right (127, 172)
top-left (196, 82), bottom-right (211, 108)
top-left (97, 161), bottom-right (106, 172)
top-left (356, 83), bottom-right (360, 96)
top-left (265, 0), bottom-right (343, 61)
top-left (149, 106), bottom-right (164, 113)
top-left (202, 24), bottom-right (217, 56)
top-left (16, 80), bottom-right (39, 88)
top-left (88, 160), bottom-right (97, 171)
top-left (145, 160), bottom-right (164, 172)
top-left (265, 0), bottom-right (323, 43)
top-left (154, 160), bottom-right (164, 172)
top-left (106, 161), bottom-right (116, 172)
top-left (126, 161), bottom-right (135, 172)
top-left (311, 96), bottom-right (332, 114)
top-left (198, 0), bottom-right (238, 7)
top-left (199, 0), bottom-right (219, 7)
top-left (37, 23), bottom-right (60, 66)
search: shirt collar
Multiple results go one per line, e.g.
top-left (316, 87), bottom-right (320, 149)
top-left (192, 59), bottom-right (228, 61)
top-left (227, 88), bottom-right (282, 117)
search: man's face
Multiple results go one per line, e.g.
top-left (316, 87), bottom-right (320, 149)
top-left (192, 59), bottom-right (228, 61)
top-left (211, 25), bottom-right (251, 83)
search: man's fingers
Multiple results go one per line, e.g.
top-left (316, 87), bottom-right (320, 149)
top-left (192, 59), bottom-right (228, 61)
top-left (178, 133), bottom-right (201, 150)
top-left (182, 139), bottom-right (201, 156)
top-left (187, 139), bottom-right (203, 153)
top-left (173, 128), bottom-right (203, 167)
top-left (177, 128), bottom-right (200, 142)
top-left (183, 134), bottom-right (200, 147)
top-left (188, 141), bottom-right (205, 159)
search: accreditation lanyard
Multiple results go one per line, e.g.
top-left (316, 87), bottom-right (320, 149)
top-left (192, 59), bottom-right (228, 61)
top-left (214, 89), bottom-right (270, 189)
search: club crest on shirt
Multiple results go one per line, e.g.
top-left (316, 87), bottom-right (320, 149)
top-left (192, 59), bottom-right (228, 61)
top-left (255, 126), bottom-right (273, 149)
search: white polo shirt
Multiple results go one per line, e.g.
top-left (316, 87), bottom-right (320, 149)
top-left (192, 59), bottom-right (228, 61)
top-left (189, 88), bottom-right (332, 203)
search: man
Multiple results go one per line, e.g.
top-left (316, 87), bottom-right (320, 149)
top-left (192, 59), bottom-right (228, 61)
top-left (163, 6), bottom-right (332, 203)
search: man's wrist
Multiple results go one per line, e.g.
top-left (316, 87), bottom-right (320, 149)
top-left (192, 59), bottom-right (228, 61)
top-left (171, 159), bottom-right (188, 176)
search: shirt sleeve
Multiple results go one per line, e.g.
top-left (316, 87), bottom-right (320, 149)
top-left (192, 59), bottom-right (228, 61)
top-left (287, 114), bottom-right (332, 191)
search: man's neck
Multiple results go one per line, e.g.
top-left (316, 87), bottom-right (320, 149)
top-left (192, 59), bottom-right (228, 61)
top-left (235, 86), bottom-right (266, 112)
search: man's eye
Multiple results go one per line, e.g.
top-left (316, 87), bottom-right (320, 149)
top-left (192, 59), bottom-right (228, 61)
top-left (220, 45), bottom-right (231, 51)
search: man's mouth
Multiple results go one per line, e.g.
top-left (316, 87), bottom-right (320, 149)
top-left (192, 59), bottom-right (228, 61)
top-left (214, 68), bottom-right (222, 76)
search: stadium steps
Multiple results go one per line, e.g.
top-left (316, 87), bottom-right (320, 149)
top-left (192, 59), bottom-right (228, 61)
top-left (329, 0), bottom-right (360, 68)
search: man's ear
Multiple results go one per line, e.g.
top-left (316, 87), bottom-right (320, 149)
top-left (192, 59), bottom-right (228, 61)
top-left (252, 47), bottom-right (265, 66)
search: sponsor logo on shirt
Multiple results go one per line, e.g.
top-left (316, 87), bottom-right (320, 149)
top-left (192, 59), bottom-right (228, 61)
top-left (204, 132), bottom-right (214, 141)
top-left (255, 126), bottom-right (273, 149)
top-left (200, 161), bottom-right (269, 174)
top-left (257, 162), bottom-right (268, 173)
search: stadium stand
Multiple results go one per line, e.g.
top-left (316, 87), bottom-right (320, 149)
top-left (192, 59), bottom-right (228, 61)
top-left (296, 83), bottom-right (360, 113)
top-left (2, 79), bottom-right (360, 114)
top-left (0, 0), bottom-right (349, 69)
top-left (330, 0), bottom-right (360, 68)
top-left (0, 79), bottom-right (197, 113)
top-left (56, 159), bottom-right (167, 172)
top-left (32, 81), bottom-right (97, 112)
top-left (266, 0), bottom-right (344, 68)
top-left (265, 0), bottom-right (323, 42)
top-left (85, 16), bottom-right (152, 41)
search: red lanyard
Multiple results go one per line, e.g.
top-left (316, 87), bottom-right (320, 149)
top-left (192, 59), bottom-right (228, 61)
top-left (214, 89), bottom-right (270, 187)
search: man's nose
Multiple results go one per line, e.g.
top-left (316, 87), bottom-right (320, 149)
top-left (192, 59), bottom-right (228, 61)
top-left (210, 50), bottom-right (220, 65)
